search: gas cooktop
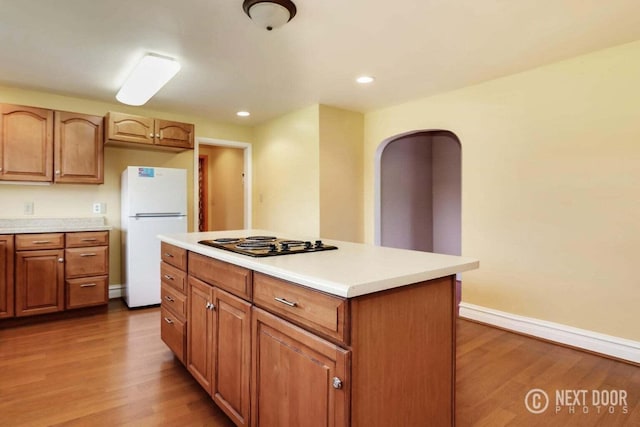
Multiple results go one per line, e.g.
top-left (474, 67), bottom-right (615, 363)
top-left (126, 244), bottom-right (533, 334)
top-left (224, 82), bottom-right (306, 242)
top-left (198, 236), bottom-right (338, 257)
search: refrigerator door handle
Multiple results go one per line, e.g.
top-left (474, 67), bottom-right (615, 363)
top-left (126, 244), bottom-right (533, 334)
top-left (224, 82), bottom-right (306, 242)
top-left (134, 213), bottom-right (185, 218)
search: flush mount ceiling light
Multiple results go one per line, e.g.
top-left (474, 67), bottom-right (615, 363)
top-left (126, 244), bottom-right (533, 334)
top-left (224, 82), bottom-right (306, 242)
top-left (116, 53), bottom-right (181, 106)
top-left (236, 111), bottom-right (251, 117)
top-left (242, 0), bottom-right (297, 31)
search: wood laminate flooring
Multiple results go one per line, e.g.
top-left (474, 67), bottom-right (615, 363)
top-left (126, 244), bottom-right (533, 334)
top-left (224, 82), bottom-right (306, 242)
top-left (0, 300), bottom-right (638, 426)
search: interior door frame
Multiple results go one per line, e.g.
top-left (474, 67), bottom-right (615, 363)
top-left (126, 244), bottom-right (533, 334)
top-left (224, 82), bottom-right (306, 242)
top-left (194, 137), bottom-right (252, 230)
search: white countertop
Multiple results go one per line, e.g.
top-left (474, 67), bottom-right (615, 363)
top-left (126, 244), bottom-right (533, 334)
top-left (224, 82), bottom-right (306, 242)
top-left (0, 217), bottom-right (112, 234)
top-left (159, 230), bottom-right (479, 298)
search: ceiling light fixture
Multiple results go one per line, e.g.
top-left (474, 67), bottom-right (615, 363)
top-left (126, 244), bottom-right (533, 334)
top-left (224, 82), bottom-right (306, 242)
top-left (356, 75), bottom-right (375, 84)
top-left (237, 111), bottom-right (251, 117)
top-left (242, 0), bottom-right (297, 31)
top-left (116, 53), bottom-right (181, 106)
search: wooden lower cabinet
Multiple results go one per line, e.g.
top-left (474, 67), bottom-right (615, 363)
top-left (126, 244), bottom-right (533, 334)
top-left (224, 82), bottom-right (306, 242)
top-left (188, 276), bottom-right (214, 391)
top-left (188, 276), bottom-right (252, 426)
top-left (251, 308), bottom-right (350, 427)
top-left (15, 249), bottom-right (65, 316)
top-left (0, 235), bottom-right (14, 318)
top-left (171, 249), bottom-right (457, 427)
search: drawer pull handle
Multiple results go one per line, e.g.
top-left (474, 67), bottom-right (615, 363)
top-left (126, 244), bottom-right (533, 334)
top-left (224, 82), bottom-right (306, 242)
top-left (81, 238), bottom-right (98, 242)
top-left (274, 297), bottom-right (297, 307)
top-left (164, 295), bottom-right (175, 302)
top-left (80, 253), bottom-right (97, 257)
top-left (80, 283), bottom-right (97, 288)
top-left (33, 240), bottom-right (52, 244)
top-left (164, 253), bottom-right (174, 258)
top-left (164, 317), bottom-right (174, 324)
top-left (164, 274), bottom-right (174, 281)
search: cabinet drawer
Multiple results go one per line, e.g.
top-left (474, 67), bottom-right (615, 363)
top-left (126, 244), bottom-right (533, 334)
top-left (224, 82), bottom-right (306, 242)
top-left (65, 246), bottom-right (108, 278)
top-left (189, 252), bottom-right (252, 300)
top-left (161, 282), bottom-right (186, 320)
top-left (66, 231), bottom-right (109, 248)
top-left (66, 276), bottom-right (108, 309)
top-left (161, 307), bottom-right (186, 364)
top-left (161, 242), bottom-right (187, 271)
top-left (16, 233), bottom-right (64, 250)
top-left (161, 261), bottom-right (187, 293)
top-left (253, 273), bottom-right (349, 344)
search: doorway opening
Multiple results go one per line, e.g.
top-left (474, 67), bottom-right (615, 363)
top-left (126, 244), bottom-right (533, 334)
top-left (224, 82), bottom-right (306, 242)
top-left (198, 155), bottom-right (209, 231)
top-left (374, 130), bottom-right (462, 306)
top-left (194, 137), bottom-right (252, 231)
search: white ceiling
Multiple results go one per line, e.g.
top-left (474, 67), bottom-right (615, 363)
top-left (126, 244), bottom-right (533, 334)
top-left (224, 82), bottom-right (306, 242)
top-left (2, 0), bottom-right (640, 124)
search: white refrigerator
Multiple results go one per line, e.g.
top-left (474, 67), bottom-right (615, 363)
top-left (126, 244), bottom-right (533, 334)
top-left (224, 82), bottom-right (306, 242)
top-left (121, 166), bottom-right (187, 307)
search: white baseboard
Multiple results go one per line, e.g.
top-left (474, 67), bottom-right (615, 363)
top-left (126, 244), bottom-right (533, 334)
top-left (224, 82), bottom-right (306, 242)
top-left (459, 302), bottom-right (640, 364)
top-left (108, 284), bottom-right (123, 300)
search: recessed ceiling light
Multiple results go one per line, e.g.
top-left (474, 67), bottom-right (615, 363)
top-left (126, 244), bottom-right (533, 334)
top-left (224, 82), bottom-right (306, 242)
top-left (237, 111), bottom-right (251, 117)
top-left (356, 75), bottom-right (375, 84)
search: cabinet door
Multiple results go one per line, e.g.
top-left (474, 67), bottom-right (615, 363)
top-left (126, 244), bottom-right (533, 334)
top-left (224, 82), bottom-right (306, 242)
top-left (0, 104), bottom-right (53, 182)
top-left (105, 112), bottom-right (154, 145)
top-left (212, 288), bottom-right (251, 426)
top-left (251, 308), bottom-right (350, 427)
top-left (187, 276), bottom-right (214, 393)
top-left (54, 111), bottom-right (104, 184)
top-left (15, 249), bottom-right (64, 316)
top-left (0, 235), bottom-right (14, 318)
top-left (155, 119), bottom-right (194, 149)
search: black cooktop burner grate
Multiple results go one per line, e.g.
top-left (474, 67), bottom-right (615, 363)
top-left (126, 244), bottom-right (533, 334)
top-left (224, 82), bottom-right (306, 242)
top-left (198, 236), bottom-right (337, 257)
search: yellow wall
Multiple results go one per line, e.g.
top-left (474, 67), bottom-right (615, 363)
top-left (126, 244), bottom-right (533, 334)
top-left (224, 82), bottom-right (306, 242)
top-left (0, 85), bottom-right (252, 285)
top-left (252, 105), bottom-right (365, 241)
top-left (319, 105), bottom-right (364, 242)
top-left (364, 40), bottom-right (640, 341)
top-left (252, 105), bottom-right (321, 236)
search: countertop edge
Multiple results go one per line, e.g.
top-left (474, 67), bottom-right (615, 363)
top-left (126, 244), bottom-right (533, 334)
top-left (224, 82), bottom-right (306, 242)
top-left (159, 233), bottom-right (479, 299)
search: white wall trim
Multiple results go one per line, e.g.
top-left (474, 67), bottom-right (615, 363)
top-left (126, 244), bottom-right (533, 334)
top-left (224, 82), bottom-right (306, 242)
top-left (194, 137), bottom-right (252, 230)
top-left (459, 302), bottom-right (640, 364)
top-left (108, 284), bottom-right (123, 299)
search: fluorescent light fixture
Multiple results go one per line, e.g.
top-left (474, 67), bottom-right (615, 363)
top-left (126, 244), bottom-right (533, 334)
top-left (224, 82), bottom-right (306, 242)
top-left (237, 111), bottom-right (251, 117)
top-left (356, 75), bottom-right (375, 84)
top-left (116, 54), bottom-right (181, 106)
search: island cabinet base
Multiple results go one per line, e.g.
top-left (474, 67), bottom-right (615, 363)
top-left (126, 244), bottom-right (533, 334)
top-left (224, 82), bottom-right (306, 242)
top-left (349, 276), bottom-right (455, 427)
top-left (160, 243), bottom-right (456, 427)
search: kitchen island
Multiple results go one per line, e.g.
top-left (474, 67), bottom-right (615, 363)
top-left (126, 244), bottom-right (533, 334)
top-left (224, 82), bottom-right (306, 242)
top-left (158, 230), bottom-right (478, 427)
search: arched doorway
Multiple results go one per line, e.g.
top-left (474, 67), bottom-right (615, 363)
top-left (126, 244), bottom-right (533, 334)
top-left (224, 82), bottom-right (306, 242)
top-left (375, 129), bottom-right (462, 303)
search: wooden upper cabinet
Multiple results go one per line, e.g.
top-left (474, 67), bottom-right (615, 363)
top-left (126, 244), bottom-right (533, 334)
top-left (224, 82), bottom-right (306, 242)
top-left (54, 111), bottom-right (104, 184)
top-left (0, 104), bottom-right (53, 182)
top-left (105, 112), bottom-right (194, 151)
top-left (155, 119), bottom-right (193, 150)
top-left (105, 112), bottom-right (154, 145)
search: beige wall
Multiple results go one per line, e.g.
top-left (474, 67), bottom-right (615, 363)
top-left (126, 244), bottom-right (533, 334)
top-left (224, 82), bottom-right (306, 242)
top-left (252, 105), bottom-right (321, 236)
top-left (319, 105), bottom-right (364, 242)
top-left (364, 40), bottom-right (640, 341)
top-left (0, 85), bottom-right (252, 285)
top-left (252, 105), bottom-right (364, 241)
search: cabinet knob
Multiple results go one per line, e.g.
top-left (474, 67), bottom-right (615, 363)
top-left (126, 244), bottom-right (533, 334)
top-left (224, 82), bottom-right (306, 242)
top-left (58, 258), bottom-right (64, 263)
top-left (205, 301), bottom-right (216, 311)
top-left (164, 317), bottom-right (174, 324)
top-left (149, 133), bottom-right (154, 138)
top-left (156, 133), bottom-right (160, 138)
top-left (332, 377), bottom-right (343, 389)
top-left (55, 170), bottom-right (60, 175)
